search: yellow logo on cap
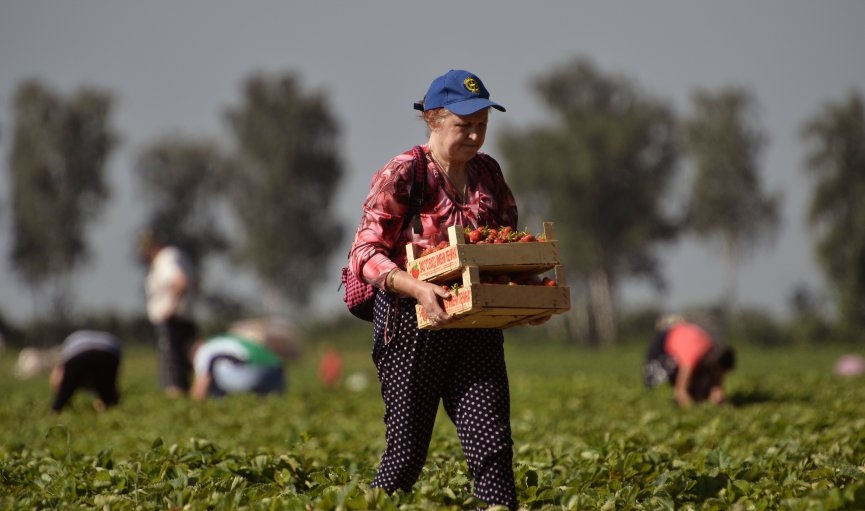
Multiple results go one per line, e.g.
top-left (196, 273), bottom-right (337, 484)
top-left (464, 77), bottom-right (480, 94)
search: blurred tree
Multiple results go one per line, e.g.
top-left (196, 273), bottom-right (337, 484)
top-left (134, 135), bottom-right (229, 265)
top-left (681, 87), bottom-right (781, 318)
top-left (800, 90), bottom-right (865, 338)
top-left (498, 56), bottom-right (679, 345)
top-left (223, 72), bottom-right (344, 314)
top-left (7, 80), bottom-right (118, 320)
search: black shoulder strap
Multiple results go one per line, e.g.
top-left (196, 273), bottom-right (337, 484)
top-left (408, 145), bottom-right (426, 234)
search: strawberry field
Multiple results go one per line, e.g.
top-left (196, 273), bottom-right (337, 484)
top-left (1, 327), bottom-right (864, 510)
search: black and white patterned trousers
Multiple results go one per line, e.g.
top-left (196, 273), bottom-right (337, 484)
top-left (370, 291), bottom-right (517, 510)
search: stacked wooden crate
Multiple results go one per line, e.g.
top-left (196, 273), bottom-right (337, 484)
top-left (405, 222), bottom-right (571, 329)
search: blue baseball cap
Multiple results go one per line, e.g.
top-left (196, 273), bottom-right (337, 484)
top-left (413, 69), bottom-right (506, 115)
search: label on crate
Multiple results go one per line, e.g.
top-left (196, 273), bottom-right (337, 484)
top-left (442, 285), bottom-right (474, 314)
top-left (417, 286), bottom-right (474, 322)
top-left (409, 246), bottom-right (461, 280)
top-left (408, 243), bottom-right (560, 283)
top-left (416, 283), bottom-right (571, 330)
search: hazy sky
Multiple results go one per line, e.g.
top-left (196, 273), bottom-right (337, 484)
top-left (1, 2), bottom-right (863, 323)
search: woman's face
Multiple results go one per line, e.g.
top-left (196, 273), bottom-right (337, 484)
top-left (433, 108), bottom-right (489, 164)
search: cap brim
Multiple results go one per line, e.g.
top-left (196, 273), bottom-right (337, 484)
top-left (446, 98), bottom-right (506, 115)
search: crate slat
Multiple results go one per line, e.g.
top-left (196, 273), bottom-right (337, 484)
top-left (415, 265), bottom-right (571, 330)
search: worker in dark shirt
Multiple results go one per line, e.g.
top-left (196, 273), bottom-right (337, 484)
top-left (50, 330), bottom-right (123, 413)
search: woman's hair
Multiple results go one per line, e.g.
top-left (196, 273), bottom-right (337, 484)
top-left (654, 314), bottom-right (686, 332)
top-left (420, 107), bottom-right (450, 132)
top-left (705, 344), bottom-right (736, 372)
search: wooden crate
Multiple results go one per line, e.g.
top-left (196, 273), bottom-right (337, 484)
top-left (405, 222), bottom-right (561, 284)
top-left (416, 265), bottom-right (571, 330)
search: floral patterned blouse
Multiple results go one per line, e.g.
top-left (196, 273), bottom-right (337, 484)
top-left (349, 145), bottom-right (519, 289)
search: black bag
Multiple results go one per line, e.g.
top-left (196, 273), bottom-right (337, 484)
top-left (341, 146), bottom-right (426, 321)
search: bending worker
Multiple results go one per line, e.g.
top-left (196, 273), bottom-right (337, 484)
top-left (50, 330), bottom-right (123, 413)
top-left (189, 332), bottom-right (286, 400)
top-left (643, 315), bottom-right (736, 407)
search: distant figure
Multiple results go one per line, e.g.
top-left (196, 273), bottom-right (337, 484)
top-left (189, 332), bottom-right (286, 400)
top-left (344, 371), bottom-right (370, 393)
top-left (834, 354), bottom-right (865, 377)
top-left (140, 230), bottom-right (199, 398)
top-left (643, 315), bottom-right (736, 407)
top-left (16, 346), bottom-right (61, 379)
top-left (50, 330), bottom-right (122, 413)
top-left (318, 348), bottom-right (344, 389)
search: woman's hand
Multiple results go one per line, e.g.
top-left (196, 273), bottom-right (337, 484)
top-left (390, 270), bottom-right (454, 326)
top-left (416, 281), bottom-right (454, 327)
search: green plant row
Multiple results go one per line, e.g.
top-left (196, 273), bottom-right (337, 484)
top-left (1, 341), bottom-right (863, 509)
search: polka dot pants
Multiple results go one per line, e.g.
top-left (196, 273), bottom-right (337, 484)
top-left (370, 292), bottom-right (517, 510)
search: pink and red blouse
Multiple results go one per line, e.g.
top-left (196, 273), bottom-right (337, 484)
top-left (348, 145), bottom-right (518, 289)
top-left (665, 323), bottom-right (715, 370)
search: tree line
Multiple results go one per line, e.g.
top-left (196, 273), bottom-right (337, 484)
top-left (2, 56), bottom-right (863, 345)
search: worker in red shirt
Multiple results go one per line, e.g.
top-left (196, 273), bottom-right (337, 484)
top-left (643, 315), bottom-right (736, 407)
